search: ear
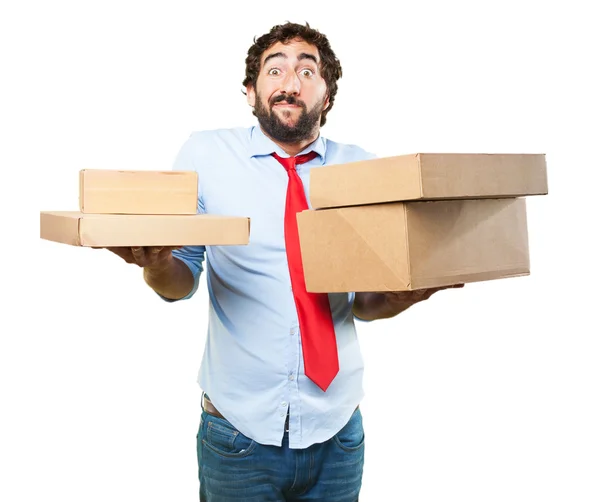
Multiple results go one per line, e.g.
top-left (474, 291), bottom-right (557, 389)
top-left (323, 94), bottom-right (330, 110)
top-left (246, 84), bottom-right (256, 107)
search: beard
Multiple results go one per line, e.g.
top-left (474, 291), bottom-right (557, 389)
top-left (254, 92), bottom-right (326, 143)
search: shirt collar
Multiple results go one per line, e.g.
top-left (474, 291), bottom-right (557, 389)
top-left (248, 124), bottom-right (327, 162)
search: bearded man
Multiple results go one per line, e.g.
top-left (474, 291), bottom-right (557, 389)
top-left (105, 21), bottom-right (458, 502)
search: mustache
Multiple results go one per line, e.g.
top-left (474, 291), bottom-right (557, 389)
top-left (270, 95), bottom-right (306, 108)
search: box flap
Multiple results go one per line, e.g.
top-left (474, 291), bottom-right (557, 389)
top-left (298, 204), bottom-right (411, 293)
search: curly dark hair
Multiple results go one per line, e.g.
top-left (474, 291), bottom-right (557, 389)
top-left (242, 22), bottom-right (342, 127)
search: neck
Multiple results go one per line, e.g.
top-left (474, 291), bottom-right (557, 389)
top-left (259, 125), bottom-right (320, 157)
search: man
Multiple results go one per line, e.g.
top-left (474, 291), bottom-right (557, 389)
top-left (106, 22), bottom-right (461, 501)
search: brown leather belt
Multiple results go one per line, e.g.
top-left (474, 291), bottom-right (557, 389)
top-left (202, 394), bottom-right (227, 420)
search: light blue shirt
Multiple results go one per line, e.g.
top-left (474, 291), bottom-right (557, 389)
top-left (164, 124), bottom-right (377, 449)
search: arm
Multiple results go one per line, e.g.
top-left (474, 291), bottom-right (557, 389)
top-left (352, 292), bottom-right (413, 321)
top-left (353, 285), bottom-right (464, 321)
top-left (143, 253), bottom-right (195, 300)
top-left (105, 245), bottom-right (204, 301)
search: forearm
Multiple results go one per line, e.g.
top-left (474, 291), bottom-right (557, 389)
top-left (143, 256), bottom-right (195, 300)
top-left (352, 292), bottom-right (413, 321)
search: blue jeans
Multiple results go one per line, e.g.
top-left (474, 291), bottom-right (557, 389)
top-left (196, 406), bottom-right (365, 501)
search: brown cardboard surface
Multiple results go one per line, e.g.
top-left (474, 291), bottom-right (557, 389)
top-left (309, 153), bottom-right (547, 209)
top-left (40, 211), bottom-right (250, 247)
top-left (297, 198), bottom-right (530, 292)
top-left (79, 169), bottom-right (198, 214)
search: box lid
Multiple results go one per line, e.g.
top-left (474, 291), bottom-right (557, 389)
top-left (309, 153), bottom-right (548, 209)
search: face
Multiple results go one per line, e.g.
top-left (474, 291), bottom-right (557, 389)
top-left (247, 39), bottom-right (330, 143)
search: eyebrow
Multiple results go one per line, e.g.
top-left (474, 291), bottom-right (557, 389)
top-left (263, 51), bottom-right (319, 67)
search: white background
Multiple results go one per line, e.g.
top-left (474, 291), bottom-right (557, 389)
top-left (2, 0), bottom-right (599, 501)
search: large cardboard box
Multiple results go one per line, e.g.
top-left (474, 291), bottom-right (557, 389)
top-left (79, 169), bottom-right (198, 214)
top-left (40, 211), bottom-right (250, 247)
top-left (297, 198), bottom-right (529, 292)
top-left (309, 153), bottom-right (547, 209)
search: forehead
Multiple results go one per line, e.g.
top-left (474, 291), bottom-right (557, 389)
top-left (260, 39), bottom-right (320, 66)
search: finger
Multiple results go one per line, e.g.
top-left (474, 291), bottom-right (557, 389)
top-left (413, 288), bottom-right (431, 297)
top-left (413, 288), bottom-right (439, 298)
top-left (106, 246), bottom-right (134, 263)
top-left (431, 284), bottom-right (463, 292)
top-left (422, 289), bottom-right (441, 300)
top-left (385, 291), bottom-right (410, 302)
top-left (416, 287), bottom-right (444, 301)
top-left (422, 284), bottom-right (463, 300)
top-left (419, 288), bottom-right (439, 300)
top-left (131, 246), bottom-right (147, 266)
top-left (149, 246), bottom-right (169, 266)
top-left (161, 247), bottom-right (179, 260)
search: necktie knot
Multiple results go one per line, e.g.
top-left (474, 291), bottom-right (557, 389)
top-left (272, 151), bottom-right (318, 172)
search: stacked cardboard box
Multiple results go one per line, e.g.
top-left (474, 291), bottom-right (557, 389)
top-left (40, 169), bottom-right (250, 247)
top-left (297, 153), bottom-right (548, 292)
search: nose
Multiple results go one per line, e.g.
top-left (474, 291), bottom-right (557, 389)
top-left (280, 71), bottom-right (301, 95)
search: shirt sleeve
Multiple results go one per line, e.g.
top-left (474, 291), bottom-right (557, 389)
top-left (157, 133), bottom-right (207, 302)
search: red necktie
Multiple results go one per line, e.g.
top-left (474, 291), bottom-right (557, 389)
top-left (272, 151), bottom-right (339, 392)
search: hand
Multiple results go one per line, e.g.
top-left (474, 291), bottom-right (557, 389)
top-left (383, 283), bottom-right (464, 310)
top-left (98, 246), bottom-right (181, 271)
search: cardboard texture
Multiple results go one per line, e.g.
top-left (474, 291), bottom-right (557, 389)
top-left (79, 169), bottom-right (199, 214)
top-left (297, 198), bottom-right (530, 292)
top-left (40, 211), bottom-right (250, 247)
top-left (309, 153), bottom-right (547, 209)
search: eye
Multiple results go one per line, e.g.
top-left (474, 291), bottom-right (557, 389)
top-left (300, 69), bottom-right (314, 77)
top-left (268, 68), bottom-right (281, 76)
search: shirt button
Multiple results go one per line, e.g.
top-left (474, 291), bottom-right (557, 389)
top-left (281, 401), bottom-right (287, 407)
top-left (289, 374), bottom-right (295, 381)
top-left (289, 329), bottom-right (295, 335)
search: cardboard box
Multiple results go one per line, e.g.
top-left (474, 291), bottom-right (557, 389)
top-left (79, 169), bottom-right (198, 214)
top-left (309, 153), bottom-right (547, 209)
top-left (40, 211), bottom-right (250, 247)
top-left (297, 198), bottom-right (530, 292)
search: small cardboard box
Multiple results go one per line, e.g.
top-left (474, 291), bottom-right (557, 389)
top-left (297, 198), bottom-right (529, 292)
top-left (79, 169), bottom-right (198, 214)
top-left (309, 153), bottom-right (547, 209)
top-left (40, 211), bottom-right (250, 247)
